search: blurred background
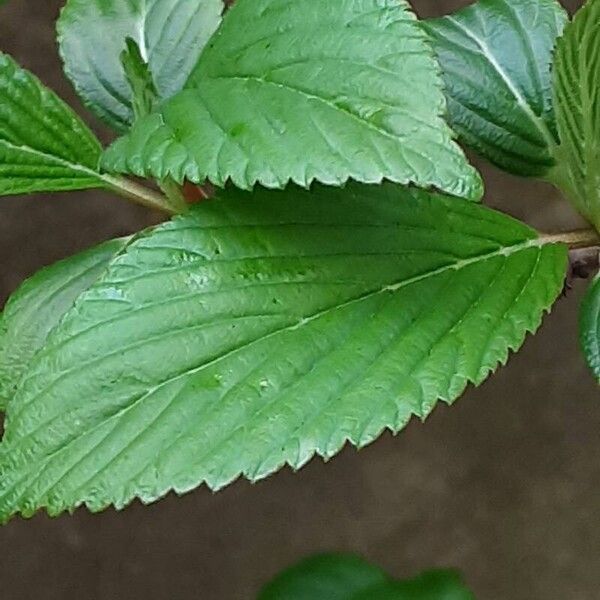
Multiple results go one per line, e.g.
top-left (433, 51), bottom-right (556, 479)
top-left (0, 0), bottom-right (598, 598)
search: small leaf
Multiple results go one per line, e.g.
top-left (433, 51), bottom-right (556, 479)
top-left (258, 554), bottom-right (475, 600)
top-left (0, 184), bottom-right (566, 521)
top-left (580, 273), bottom-right (600, 383)
top-left (58, 0), bottom-right (224, 132)
top-left (423, 0), bottom-right (567, 178)
top-left (0, 238), bottom-right (129, 411)
top-left (551, 0), bottom-right (600, 231)
top-left (120, 38), bottom-right (159, 121)
top-left (102, 0), bottom-right (483, 200)
top-left (0, 53), bottom-right (106, 196)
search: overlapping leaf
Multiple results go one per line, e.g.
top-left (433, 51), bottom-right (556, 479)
top-left (58, 0), bottom-right (224, 132)
top-left (552, 0), bottom-right (600, 231)
top-left (423, 0), bottom-right (567, 177)
top-left (0, 238), bottom-right (128, 411)
top-left (580, 273), bottom-right (600, 382)
top-left (258, 554), bottom-right (475, 600)
top-left (0, 53), bottom-right (105, 196)
top-left (102, 0), bottom-right (483, 200)
top-left (0, 184), bottom-right (566, 521)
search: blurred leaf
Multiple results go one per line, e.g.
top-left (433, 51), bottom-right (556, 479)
top-left (580, 272), bottom-right (600, 382)
top-left (258, 554), bottom-right (476, 600)
top-left (103, 0), bottom-right (483, 200)
top-left (58, 0), bottom-right (224, 132)
top-left (423, 0), bottom-right (567, 177)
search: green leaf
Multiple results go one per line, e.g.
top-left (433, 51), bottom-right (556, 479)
top-left (580, 273), bottom-right (600, 383)
top-left (57, 0), bottom-right (224, 132)
top-left (0, 53), bottom-right (106, 196)
top-left (102, 0), bottom-right (483, 200)
top-left (423, 0), bottom-right (567, 178)
top-left (551, 0), bottom-right (600, 231)
top-left (0, 238), bottom-right (129, 411)
top-left (258, 554), bottom-right (475, 600)
top-left (0, 183), bottom-right (566, 521)
top-left (258, 554), bottom-right (390, 600)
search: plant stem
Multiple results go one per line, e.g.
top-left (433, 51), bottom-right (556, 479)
top-left (539, 228), bottom-right (600, 249)
top-left (101, 175), bottom-right (181, 215)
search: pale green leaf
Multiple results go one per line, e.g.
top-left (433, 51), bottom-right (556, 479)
top-left (580, 273), bottom-right (600, 383)
top-left (423, 0), bottom-right (567, 177)
top-left (57, 0), bottom-right (224, 132)
top-left (258, 554), bottom-right (475, 600)
top-left (0, 53), bottom-right (106, 196)
top-left (551, 0), bottom-right (600, 231)
top-left (102, 0), bottom-right (483, 200)
top-left (0, 238), bottom-right (129, 411)
top-left (0, 184), bottom-right (566, 521)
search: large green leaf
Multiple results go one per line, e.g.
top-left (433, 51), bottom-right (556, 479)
top-left (580, 273), bottom-right (600, 383)
top-left (423, 0), bottom-right (567, 178)
top-left (0, 53), bottom-right (105, 196)
top-left (0, 238), bottom-right (129, 411)
top-left (58, 0), bottom-right (224, 132)
top-left (0, 184), bottom-right (566, 521)
top-left (551, 0), bottom-right (600, 231)
top-left (102, 0), bottom-right (483, 200)
top-left (258, 554), bottom-right (475, 600)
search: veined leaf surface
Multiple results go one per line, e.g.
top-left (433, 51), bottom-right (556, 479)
top-left (0, 238), bottom-right (128, 411)
top-left (552, 0), bottom-right (600, 231)
top-left (0, 184), bottom-right (566, 521)
top-left (58, 0), bottom-right (224, 132)
top-left (0, 53), bottom-right (105, 196)
top-left (423, 0), bottom-right (567, 177)
top-left (103, 0), bottom-right (483, 200)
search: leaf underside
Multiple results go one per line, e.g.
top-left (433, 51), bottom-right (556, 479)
top-left (58, 0), bottom-right (224, 132)
top-left (580, 274), bottom-right (600, 383)
top-left (0, 238), bottom-right (129, 411)
top-left (423, 0), bottom-right (567, 178)
top-left (258, 554), bottom-right (475, 600)
top-left (0, 184), bottom-right (567, 522)
top-left (0, 53), bottom-right (104, 196)
top-left (551, 0), bottom-right (600, 231)
top-left (102, 0), bottom-right (483, 200)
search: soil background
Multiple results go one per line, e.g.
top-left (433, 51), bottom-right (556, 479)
top-left (1, 1), bottom-right (598, 599)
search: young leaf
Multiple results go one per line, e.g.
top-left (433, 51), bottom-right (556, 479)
top-left (580, 273), bottom-right (600, 383)
top-left (423, 0), bottom-right (567, 178)
top-left (102, 0), bottom-right (483, 200)
top-left (551, 0), bottom-right (600, 232)
top-left (0, 184), bottom-right (567, 521)
top-left (258, 554), bottom-right (475, 600)
top-left (0, 53), bottom-right (106, 196)
top-left (57, 0), bottom-right (224, 132)
top-left (0, 238), bottom-right (129, 411)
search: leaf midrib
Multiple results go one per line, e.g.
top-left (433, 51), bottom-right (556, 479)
top-left (7, 234), bottom-right (548, 450)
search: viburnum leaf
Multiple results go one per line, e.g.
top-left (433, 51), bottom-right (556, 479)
top-left (551, 0), bottom-right (600, 232)
top-left (57, 0), bottom-right (224, 132)
top-left (580, 273), bottom-right (600, 383)
top-left (423, 0), bottom-right (567, 178)
top-left (0, 238), bottom-right (128, 411)
top-left (0, 53), bottom-right (106, 196)
top-left (102, 0), bottom-right (483, 200)
top-left (258, 554), bottom-right (476, 600)
top-left (0, 183), bottom-right (566, 521)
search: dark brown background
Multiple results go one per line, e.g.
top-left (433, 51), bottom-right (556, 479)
top-left (1, 1), bottom-right (598, 598)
